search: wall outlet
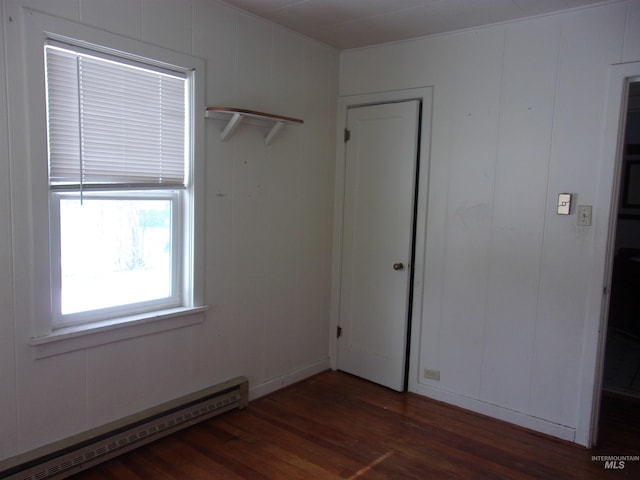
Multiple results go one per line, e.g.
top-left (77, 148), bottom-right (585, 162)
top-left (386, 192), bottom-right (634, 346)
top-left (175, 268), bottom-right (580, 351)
top-left (424, 368), bottom-right (440, 381)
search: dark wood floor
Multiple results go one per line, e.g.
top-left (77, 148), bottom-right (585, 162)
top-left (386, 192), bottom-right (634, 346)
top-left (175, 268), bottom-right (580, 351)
top-left (71, 371), bottom-right (640, 479)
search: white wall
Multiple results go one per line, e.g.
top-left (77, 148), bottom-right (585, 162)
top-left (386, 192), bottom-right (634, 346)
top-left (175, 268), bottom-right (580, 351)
top-left (0, 0), bottom-right (337, 460)
top-left (340, 0), bottom-right (640, 444)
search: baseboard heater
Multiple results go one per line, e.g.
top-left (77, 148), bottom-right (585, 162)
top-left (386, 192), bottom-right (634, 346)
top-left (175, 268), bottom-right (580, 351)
top-left (0, 376), bottom-right (248, 480)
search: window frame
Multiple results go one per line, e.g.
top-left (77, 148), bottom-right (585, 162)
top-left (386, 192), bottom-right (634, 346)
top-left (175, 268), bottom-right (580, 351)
top-left (23, 9), bottom-right (206, 357)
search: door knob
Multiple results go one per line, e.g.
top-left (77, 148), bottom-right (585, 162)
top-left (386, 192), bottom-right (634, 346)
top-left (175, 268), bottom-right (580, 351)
top-left (393, 262), bottom-right (405, 271)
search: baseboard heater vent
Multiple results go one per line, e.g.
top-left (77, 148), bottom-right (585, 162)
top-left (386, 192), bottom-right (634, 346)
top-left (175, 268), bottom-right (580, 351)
top-left (0, 376), bottom-right (248, 480)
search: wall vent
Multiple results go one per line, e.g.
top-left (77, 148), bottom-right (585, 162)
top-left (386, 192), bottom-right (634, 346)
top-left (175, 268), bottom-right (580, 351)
top-left (0, 376), bottom-right (248, 480)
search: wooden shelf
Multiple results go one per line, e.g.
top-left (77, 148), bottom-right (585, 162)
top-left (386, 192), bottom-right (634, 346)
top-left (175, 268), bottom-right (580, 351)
top-left (205, 106), bottom-right (303, 145)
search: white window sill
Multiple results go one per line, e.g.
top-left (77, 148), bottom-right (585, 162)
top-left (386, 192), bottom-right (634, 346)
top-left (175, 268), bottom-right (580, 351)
top-left (29, 306), bottom-right (208, 359)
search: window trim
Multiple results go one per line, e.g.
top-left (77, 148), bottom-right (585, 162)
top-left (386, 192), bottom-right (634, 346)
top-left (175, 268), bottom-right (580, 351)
top-left (23, 9), bottom-right (206, 352)
top-left (28, 305), bottom-right (208, 359)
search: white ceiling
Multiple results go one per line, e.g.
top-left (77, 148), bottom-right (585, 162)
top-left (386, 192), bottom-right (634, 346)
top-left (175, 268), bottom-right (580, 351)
top-left (220, 0), bottom-right (609, 50)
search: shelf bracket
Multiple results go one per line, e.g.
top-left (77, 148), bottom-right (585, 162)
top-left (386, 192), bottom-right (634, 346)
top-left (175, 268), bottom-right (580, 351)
top-left (265, 121), bottom-right (285, 146)
top-left (220, 112), bottom-right (243, 142)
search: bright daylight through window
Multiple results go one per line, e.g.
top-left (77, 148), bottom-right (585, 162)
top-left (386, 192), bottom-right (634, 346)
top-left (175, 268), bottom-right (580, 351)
top-left (45, 41), bottom-right (191, 328)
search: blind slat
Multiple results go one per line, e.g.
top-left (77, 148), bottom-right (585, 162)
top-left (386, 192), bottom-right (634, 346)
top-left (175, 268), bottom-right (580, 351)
top-left (46, 44), bottom-right (187, 188)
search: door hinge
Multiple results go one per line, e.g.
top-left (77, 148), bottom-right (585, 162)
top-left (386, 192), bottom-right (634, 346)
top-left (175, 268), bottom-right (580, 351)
top-left (337, 326), bottom-right (343, 338)
top-left (344, 129), bottom-right (351, 142)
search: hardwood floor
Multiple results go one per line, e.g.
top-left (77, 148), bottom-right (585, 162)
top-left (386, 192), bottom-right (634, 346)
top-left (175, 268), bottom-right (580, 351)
top-left (70, 371), bottom-right (640, 479)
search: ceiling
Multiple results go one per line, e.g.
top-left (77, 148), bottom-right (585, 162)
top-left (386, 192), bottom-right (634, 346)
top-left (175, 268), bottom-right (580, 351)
top-left (220, 0), bottom-right (608, 50)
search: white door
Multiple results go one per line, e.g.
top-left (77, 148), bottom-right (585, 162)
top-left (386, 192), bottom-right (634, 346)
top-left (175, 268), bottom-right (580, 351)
top-left (337, 100), bottom-right (420, 391)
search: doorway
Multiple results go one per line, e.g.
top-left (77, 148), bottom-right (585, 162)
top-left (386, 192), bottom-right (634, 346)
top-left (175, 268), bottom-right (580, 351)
top-left (597, 80), bottom-right (640, 446)
top-left (601, 81), bottom-right (640, 399)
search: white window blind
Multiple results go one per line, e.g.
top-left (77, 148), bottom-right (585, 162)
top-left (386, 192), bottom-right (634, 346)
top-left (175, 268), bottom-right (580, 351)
top-left (45, 43), bottom-right (187, 190)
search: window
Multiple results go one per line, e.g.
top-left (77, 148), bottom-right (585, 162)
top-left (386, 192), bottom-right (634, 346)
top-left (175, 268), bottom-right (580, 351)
top-left (21, 11), bottom-right (204, 355)
top-left (44, 41), bottom-right (193, 329)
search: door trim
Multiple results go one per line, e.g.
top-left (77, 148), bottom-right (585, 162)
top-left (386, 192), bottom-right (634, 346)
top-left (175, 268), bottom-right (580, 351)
top-left (330, 87), bottom-right (433, 386)
top-left (579, 62), bottom-right (640, 447)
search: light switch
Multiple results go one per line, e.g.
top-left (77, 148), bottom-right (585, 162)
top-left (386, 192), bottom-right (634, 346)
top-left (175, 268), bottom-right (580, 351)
top-left (557, 193), bottom-right (572, 215)
top-left (577, 205), bottom-right (592, 226)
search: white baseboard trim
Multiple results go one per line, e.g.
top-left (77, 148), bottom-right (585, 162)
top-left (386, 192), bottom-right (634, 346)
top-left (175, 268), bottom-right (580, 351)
top-left (411, 383), bottom-right (577, 443)
top-left (248, 358), bottom-right (331, 401)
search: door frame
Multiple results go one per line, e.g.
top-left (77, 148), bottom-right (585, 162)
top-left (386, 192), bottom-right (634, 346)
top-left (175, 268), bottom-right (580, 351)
top-left (579, 62), bottom-right (640, 447)
top-left (330, 87), bottom-right (433, 387)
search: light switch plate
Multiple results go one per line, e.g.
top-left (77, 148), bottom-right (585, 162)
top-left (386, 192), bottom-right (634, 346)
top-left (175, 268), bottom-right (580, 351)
top-left (577, 205), bottom-right (592, 226)
top-left (557, 193), bottom-right (572, 215)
